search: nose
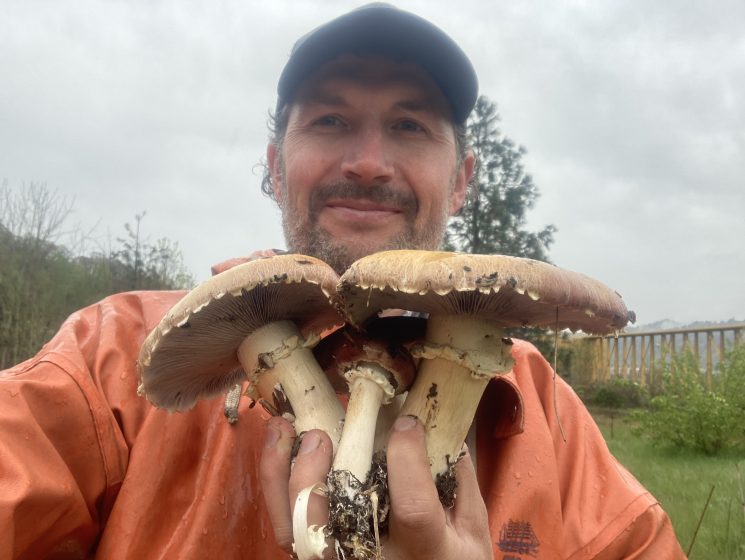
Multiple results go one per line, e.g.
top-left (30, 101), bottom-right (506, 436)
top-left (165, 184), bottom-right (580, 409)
top-left (341, 126), bottom-right (394, 185)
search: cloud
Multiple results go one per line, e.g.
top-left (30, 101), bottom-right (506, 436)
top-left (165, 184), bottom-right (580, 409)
top-left (1, 0), bottom-right (742, 323)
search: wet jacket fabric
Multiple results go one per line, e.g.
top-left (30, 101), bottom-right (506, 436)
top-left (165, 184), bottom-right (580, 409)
top-left (1, 289), bottom-right (686, 559)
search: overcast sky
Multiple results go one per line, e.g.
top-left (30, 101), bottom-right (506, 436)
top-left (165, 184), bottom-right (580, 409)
top-left (1, 0), bottom-right (743, 326)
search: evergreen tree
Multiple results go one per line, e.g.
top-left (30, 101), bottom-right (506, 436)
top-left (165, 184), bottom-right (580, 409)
top-left (445, 97), bottom-right (568, 369)
top-left (445, 95), bottom-right (555, 261)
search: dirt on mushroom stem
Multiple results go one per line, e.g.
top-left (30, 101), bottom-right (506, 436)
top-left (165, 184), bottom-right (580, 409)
top-left (327, 450), bottom-right (390, 560)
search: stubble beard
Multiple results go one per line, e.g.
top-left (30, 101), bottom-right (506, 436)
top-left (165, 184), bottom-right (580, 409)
top-left (281, 180), bottom-right (452, 274)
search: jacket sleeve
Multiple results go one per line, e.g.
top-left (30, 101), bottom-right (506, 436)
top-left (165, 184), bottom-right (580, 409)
top-left (0, 352), bottom-right (127, 560)
top-left (588, 502), bottom-right (686, 559)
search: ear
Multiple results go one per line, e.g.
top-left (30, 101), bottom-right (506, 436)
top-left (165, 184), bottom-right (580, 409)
top-left (267, 143), bottom-right (283, 203)
top-left (449, 150), bottom-right (475, 215)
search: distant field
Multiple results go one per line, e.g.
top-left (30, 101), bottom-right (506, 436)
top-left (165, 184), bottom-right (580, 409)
top-left (593, 410), bottom-right (745, 559)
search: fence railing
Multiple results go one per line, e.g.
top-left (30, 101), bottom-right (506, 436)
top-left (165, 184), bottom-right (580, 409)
top-left (568, 323), bottom-right (745, 387)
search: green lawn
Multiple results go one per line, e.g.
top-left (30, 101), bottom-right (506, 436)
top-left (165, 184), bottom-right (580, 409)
top-left (592, 410), bottom-right (745, 559)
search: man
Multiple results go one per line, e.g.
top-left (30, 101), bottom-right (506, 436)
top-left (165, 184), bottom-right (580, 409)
top-left (0, 4), bottom-right (684, 559)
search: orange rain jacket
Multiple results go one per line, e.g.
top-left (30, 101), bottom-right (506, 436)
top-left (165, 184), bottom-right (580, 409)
top-left (1, 282), bottom-right (686, 559)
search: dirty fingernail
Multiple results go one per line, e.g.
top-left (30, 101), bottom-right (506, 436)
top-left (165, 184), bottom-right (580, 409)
top-left (298, 431), bottom-right (321, 454)
top-left (394, 415), bottom-right (418, 432)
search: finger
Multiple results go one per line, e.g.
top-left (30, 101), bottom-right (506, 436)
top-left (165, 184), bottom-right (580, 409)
top-left (259, 416), bottom-right (297, 550)
top-left (386, 416), bottom-right (446, 554)
top-left (288, 430), bottom-right (333, 529)
top-left (451, 444), bottom-right (490, 533)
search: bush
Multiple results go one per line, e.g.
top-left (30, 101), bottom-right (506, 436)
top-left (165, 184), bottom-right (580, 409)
top-left (580, 378), bottom-right (649, 410)
top-left (631, 348), bottom-right (745, 454)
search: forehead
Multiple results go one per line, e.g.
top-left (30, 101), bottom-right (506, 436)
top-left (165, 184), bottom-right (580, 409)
top-left (290, 54), bottom-right (454, 117)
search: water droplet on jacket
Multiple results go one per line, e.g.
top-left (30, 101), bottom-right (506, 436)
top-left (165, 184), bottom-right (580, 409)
top-left (513, 471), bottom-right (521, 480)
top-left (219, 495), bottom-right (225, 505)
top-left (202, 527), bottom-right (208, 535)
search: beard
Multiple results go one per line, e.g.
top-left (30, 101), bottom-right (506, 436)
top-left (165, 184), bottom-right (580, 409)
top-left (281, 181), bottom-right (452, 274)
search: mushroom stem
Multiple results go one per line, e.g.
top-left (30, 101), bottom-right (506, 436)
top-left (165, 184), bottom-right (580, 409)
top-left (401, 314), bottom-right (513, 482)
top-left (327, 364), bottom-right (394, 560)
top-left (333, 365), bottom-right (393, 482)
top-left (373, 393), bottom-right (406, 454)
top-left (238, 319), bottom-right (345, 450)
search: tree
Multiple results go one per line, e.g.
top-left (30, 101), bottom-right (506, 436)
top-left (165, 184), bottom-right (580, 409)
top-left (444, 97), bottom-right (564, 366)
top-left (445, 95), bottom-right (555, 261)
top-left (0, 182), bottom-right (194, 369)
top-left (111, 211), bottom-right (193, 291)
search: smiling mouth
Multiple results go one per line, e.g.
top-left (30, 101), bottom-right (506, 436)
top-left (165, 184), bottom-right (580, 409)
top-left (326, 198), bottom-right (402, 215)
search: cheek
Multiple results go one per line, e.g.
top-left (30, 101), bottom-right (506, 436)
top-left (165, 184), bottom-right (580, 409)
top-left (284, 149), bottom-right (335, 192)
top-left (409, 168), bottom-right (456, 215)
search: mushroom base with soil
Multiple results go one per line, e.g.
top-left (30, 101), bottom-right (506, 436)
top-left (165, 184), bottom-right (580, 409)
top-left (327, 450), bottom-right (389, 560)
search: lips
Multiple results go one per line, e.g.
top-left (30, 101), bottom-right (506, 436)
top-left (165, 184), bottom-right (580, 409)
top-left (327, 197), bottom-right (401, 215)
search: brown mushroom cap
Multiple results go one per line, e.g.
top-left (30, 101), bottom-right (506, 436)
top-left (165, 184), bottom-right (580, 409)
top-left (138, 254), bottom-right (343, 411)
top-left (314, 326), bottom-right (417, 394)
top-left (337, 250), bottom-right (634, 335)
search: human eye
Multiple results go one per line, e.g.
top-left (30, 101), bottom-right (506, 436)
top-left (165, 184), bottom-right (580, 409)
top-left (392, 119), bottom-right (425, 133)
top-left (312, 115), bottom-right (344, 128)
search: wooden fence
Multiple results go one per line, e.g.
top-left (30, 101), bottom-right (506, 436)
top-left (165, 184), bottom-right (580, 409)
top-left (568, 323), bottom-right (745, 387)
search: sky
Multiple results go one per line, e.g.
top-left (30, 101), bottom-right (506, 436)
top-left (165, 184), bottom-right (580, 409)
top-left (1, 0), bottom-right (743, 326)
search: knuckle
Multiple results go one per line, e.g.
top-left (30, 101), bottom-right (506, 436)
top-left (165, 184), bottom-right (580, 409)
top-left (394, 497), bottom-right (436, 531)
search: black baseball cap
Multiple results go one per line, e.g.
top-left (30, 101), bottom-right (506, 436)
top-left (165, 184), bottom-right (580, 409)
top-left (276, 3), bottom-right (478, 124)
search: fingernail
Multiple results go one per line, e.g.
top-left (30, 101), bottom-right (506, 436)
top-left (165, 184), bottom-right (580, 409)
top-left (264, 424), bottom-right (281, 448)
top-left (394, 415), bottom-right (418, 432)
top-left (298, 431), bottom-right (321, 454)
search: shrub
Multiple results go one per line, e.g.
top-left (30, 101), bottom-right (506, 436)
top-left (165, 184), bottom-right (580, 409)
top-left (631, 348), bottom-right (745, 454)
top-left (581, 378), bottom-right (649, 410)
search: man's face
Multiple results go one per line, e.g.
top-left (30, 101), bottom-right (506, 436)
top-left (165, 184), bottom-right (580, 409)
top-left (268, 55), bottom-right (474, 273)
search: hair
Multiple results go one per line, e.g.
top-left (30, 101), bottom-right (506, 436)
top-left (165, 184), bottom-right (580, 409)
top-left (259, 103), bottom-right (470, 201)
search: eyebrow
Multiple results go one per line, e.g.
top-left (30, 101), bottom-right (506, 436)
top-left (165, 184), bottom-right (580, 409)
top-left (298, 89), bottom-right (348, 107)
top-left (298, 90), bottom-right (440, 116)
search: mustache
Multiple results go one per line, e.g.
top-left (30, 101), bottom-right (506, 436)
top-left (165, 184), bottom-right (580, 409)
top-left (309, 182), bottom-right (418, 215)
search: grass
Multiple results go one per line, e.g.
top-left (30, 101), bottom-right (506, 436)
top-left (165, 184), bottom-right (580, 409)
top-left (592, 410), bottom-right (745, 559)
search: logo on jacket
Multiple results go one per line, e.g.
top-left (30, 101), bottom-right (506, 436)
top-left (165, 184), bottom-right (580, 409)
top-left (497, 519), bottom-right (540, 558)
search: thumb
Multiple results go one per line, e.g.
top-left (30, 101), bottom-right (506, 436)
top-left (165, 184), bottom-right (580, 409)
top-left (386, 416), bottom-right (447, 555)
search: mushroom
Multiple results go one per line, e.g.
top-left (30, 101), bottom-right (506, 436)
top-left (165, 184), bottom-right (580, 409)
top-left (138, 254), bottom-right (346, 449)
top-left (313, 323), bottom-right (418, 558)
top-left (337, 250), bottom-right (634, 505)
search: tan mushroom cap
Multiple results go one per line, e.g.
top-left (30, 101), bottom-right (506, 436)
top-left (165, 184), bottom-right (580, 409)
top-left (138, 254), bottom-right (343, 411)
top-left (337, 250), bottom-right (634, 335)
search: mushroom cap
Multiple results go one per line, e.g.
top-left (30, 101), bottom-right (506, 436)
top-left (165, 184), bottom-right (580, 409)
top-left (138, 254), bottom-right (343, 411)
top-left (314, 324), bottom-right (418, 394)
top-left (336, 250), bottom-right (634, 335)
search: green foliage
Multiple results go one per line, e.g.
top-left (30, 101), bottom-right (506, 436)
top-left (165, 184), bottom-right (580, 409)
top-left (580, 378), bottom-right (649, 409)
top-left (111, 212), bottom-right (194, 291)
top-left (0, 182), bottom-right (194, 369)
top-left (444, 95), bottom-right (556, 261)
top-left (631, 349), bottom-right (745, 454)
top-left (595, 412), bottom-right (745, 559)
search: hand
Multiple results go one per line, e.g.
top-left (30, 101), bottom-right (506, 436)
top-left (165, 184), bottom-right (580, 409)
top-left (260, 416), bottom-right (494, 559)
top-left (210, 249), bottom-right (283, 275)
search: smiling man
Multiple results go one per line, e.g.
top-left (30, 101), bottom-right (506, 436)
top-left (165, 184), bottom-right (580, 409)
top-left (257, 4), bottom-right (685, 560)
top-left (0, 4), bottom-right (685, 560)
top-left (269, 54), bottom-right (471, 273)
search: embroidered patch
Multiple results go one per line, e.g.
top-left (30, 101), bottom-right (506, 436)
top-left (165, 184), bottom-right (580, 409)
top-left (497, 519), bottom-right (540, 558)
